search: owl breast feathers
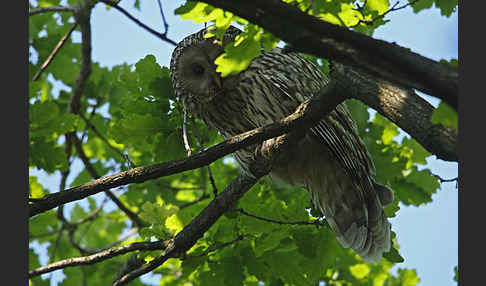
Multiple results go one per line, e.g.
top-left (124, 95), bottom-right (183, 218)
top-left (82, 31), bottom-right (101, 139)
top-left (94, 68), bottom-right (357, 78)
top-left (170, 25), bottom-right (394, 262)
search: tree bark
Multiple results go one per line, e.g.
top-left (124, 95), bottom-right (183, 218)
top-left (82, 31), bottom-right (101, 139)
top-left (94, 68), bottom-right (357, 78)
top-left (331, 63), bottom-right (457, 161)
top-left (199, 0), bottom-right (458, 110)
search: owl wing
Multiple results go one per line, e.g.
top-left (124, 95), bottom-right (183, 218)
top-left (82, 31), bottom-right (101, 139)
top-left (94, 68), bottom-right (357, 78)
top-left (254, 49), bottom-right (391, 261)
top-left (310, 104), bottom-right (376, 193)
top-left (256, 49), bottom-right (376, 188)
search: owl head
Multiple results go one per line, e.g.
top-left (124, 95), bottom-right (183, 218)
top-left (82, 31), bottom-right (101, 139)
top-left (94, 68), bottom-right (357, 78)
top-left (170, 25), bottom-right (242, 114)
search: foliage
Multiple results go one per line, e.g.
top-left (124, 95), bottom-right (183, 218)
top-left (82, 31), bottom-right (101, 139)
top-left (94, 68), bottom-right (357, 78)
top-left (29, 0), bottom-right (457, 285)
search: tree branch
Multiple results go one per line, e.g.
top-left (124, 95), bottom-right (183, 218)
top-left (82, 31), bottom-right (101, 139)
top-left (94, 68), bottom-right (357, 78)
top-left (332, 62), bottom-right (458, 161)
top-left (233, 208), bottom-right (325, 226)
top-left (156, 0), bottom-right (169, 35)
top-left (71, 135), bottom-right (146, 228)
top-left (184, 235), bottom-right (245, 259)
top-left (29, 76), bottom-right (344, 217)
top-left (111, 79), bottom-right (344, 284)
top-left (112, 173), bottom-right (262, 285)
top-left (28, 60), bottom-right (458, 218)
top-left (68, 1), bottom-right (94, 114)
top-left (29, 6), bottom-right (75, 16)
top-left (198, 0), bottom-right (458, 110)
top-left (32, 24), bottom-right (78, 81)
top-left (28, 240), bottom-right (171, 278)
top-left (97, 0), bottom-right (177, 46)
top-left (179, 194), bottom-right (210, 210)
top-left (351, 0), bottom-right (421, 28)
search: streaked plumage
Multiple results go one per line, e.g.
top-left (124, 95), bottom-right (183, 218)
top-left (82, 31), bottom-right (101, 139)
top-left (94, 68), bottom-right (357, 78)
top-left (170, 26), bottom-right (394, 262)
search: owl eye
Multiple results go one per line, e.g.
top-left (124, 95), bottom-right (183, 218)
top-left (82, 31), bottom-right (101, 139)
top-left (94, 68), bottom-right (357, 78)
top-left (192, 63), bottom-right (205, 75)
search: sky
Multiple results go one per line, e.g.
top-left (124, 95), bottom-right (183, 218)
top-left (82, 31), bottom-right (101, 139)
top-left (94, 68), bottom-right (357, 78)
top-left (30, 1), bottom-right (458, 285)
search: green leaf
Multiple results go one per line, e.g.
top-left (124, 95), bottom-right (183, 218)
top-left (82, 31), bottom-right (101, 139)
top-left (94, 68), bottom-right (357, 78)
top-left (29, 139), bottom-right (69, 173)
top-left (367, 0), bottom-right (390, 14)
top-left (175, 2), bottom-right (213, 22)
top-left (440, 58), bottom-right (458, 68)
top-left (29, 248), bottom-right (42, 270)
top-left (411, 0), bottom-right (434, 13)
top-left (29, 210), bottom-right (59, 242)
top-left (400, 137), bottom-right (430, 166)
top-left (215, 24), bottom-right (261, 77)
top-left (384, 198), bottom-right (400, 218)
top-left (383, 245), bottom-right (404, 263)
top-left (391, 167), bottom-right (439, 206)
top-left (139, 201), bottom-right (179, 225)
top-left (373, 115), bottom-right (399, 145)
top-left (254, 231), bottom-right (284, 257)
top-left (292, 228), bottom-right (319, 259)
top-left (396, 268), bottom-right (420, 286)
top-left (139, 201), bottom-right (180, 238)
top-left (29, 176), bottom-right (48, 199)
top-left (264, 251), bottom-right (310, 286)
top-left (350, 263), bottom-right (371, 279)
top-left (345, 99), bottom-right (370, 135)
top-left (435, 0), bottom-right (457, 17)
top-left (430, 101), bottom-right (458, 129)
top-left (453, 265), bottom-right (458, 282)
top-left (220, 256), bottom-right (245, 285)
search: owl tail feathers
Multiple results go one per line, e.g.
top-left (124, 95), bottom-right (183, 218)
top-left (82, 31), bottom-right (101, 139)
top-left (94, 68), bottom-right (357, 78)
top-left (312, 182), bottom-right (392, 262)
top-left (327, 199), bottom-right (391, 262)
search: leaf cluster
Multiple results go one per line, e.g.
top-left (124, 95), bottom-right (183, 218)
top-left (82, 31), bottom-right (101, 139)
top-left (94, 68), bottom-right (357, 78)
top-left (29, 0), bottom-right (456, 285)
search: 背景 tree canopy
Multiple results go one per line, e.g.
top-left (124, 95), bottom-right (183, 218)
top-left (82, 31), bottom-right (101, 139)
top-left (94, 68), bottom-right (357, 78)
top-left (29, 0), bottom-right (458, 285)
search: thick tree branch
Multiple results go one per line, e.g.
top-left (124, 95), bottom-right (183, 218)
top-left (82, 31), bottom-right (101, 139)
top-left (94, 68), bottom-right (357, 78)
top-left (332, 62), bottom-right (457, 161)
top-left (29, 78), bottom-right (345, 217)
top-left (28, 240), bottom-right (171, 278)
top-left (112, 173), bottom-right (262, 285)
top-left (68, 1), bottom-right (94, 114)
top-left (28, 61), bottom-right (458, 217)
top-left (111, 94), bottom-right (328, 284)
top-left (29, 6), bottom-right (75, 16)
top-left (199, 0), bottom-right (458, 110)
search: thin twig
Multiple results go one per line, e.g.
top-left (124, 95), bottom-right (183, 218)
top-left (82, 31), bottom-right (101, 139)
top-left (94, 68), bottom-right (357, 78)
top-left (29, 6), bottom-right (75, 16)
top-left (206, 166), bottom-right (218, 196)
top-left (29, 229), bottom-right (64, 239)
top-left (71, 135), bottom-right (146, 228)
top-left (190, 116), bottom-right (219, 195)
top-left (234, 208), bottom-right (326, 226)
top-left (50, 227), bottom-right (65, 261)
top-left (78, 113), bottom-right (135, 167)
top-left (154, 181), bottom-right (203, 191)
top-left (68, 228), bottom-right (93, 255)
top-left (183, 108), bottom-right (192, 156)
top-left (72, 197), bottom-right (108, 226)
top-left (183, 235), bottom-right (245, 259)
top-left (351, 0), bottom-right (421, 27)
top-left (431, 172), bottom-right (459, 186)
top-left (32, 23), bottom-right (78, 81)
top-left (156, 0), bottom-right (169, 35)
top-left (179, 194), bottom-right (210, 210)
top-left (98, 228), bottom-right (138, 251)
top-left (79, 100), bottom-right (102, 143)
top-left (97, 0), bottom-right (177, 46)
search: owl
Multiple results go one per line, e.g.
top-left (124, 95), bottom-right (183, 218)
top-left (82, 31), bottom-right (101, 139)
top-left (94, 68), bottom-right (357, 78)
top-left (170, 25), bottom-right (394, 262)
